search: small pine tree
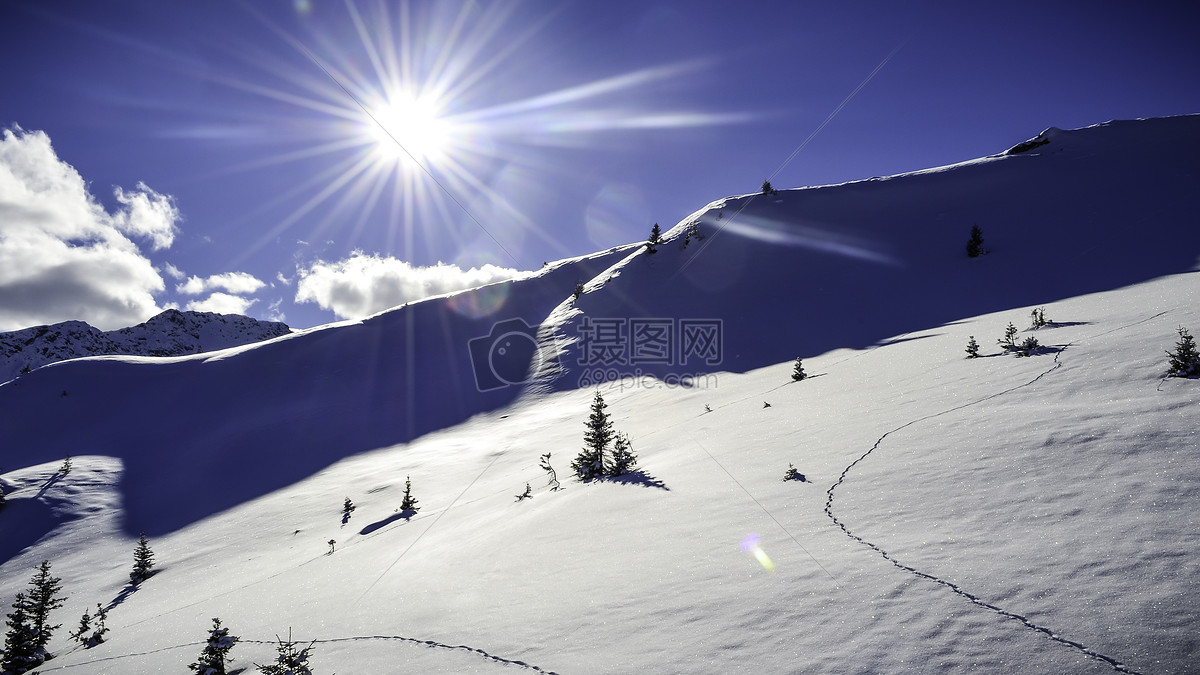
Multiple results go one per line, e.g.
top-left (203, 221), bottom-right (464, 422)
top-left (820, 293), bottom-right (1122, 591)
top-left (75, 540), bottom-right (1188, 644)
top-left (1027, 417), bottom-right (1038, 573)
top-left (24, 560), bottom-right (65, 656)
top-left (647, 223), bottom-right (661, 254)
top-left (704, 404), bottom-right (712, 413)
top-left (538, 452), bottom-right (560, 490)
top-left (130, 533), bottom-right (155, 584)
top-left (966, 225), bottom-right (986, 258)
top-left (572, 391), bottom-right (613, 480)
top-left (1030, 306), bottom-right (1048, 329)
top-left (341, 497), bottom-right (355, 525)
top-left (573, 282), bottom-right (584, 300)
top-left (515, 483), bottom-right (532, 501)
top-left (1166, 326), bottom-right (1200, 377)
top-left (0, 483), bottom-right (6, 510)
top-left (189, 617), bottom-right (239, 675)
top-left (1, 592), bottom-right (40, 673)
top-left (965, 336), bottom-right (980, 358)
top-left (88, 604), bottom-right (108, 646)
top-left (761, 180), bottom-right (777, 195)
top-left (783, 463), bottom-right (806, 482)
top-left (1015, 336), bottom-right (1041, 357)
top-left (791, 357), bottom-right (806, 381)
top-left (256, 630), bottom-right (315, 675)
top-left (68, 608), bottom-right (91, 645)
top-left (19, 363), bottom-right (31, 375)
top-left (607, 432), bottom-right (638, 477)
top-left (998, 322), bottom-right (1019, 352)
top-left (59, 456), bottom-right (72, 476)
top-left (399, 476), bottom-right (419, 513)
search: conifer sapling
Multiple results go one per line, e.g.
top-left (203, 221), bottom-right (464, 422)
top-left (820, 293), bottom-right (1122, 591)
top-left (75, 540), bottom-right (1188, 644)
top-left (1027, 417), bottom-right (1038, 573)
top-left (1030, 306), bottom-right (1048, 329)
top-left (68, 608), bottom-right (91, 645)
top-left (88, 604), bottom-right (108, 645)
top-left (130, 533), bottom-right (155, 584)
top-left (539, 452), bottom-right (560, 490)
top-left (341, 497), bottom-right (355, 525)
top-left (189, 617), bottom-right (239, 675)
top-left (966, 225), bottom-right (986, 257)
top-left (998, 322), bottom-right (1019, 352)
top-left (607, 432), bottom-right (638, 477)
top-left (783, 463), bottom-right (806, 482)
top-left (791, 357), bottom-right (806, 381)
top-left (516, 483), bottom-right (533, 501)
top-left (256, 629), bottom-right (315, 675)
top-left (1166, 326), bottom-right (1200, 377)
top-left (965, 336), bottom-right (980, 358)
top-left (399, 476), bottom-right (419, 513)
top-left (59, 456), bottom-right (72, 476)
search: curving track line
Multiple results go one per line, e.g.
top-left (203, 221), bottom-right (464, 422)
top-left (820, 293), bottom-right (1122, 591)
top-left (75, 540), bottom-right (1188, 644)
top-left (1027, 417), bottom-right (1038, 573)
top-left (39, 633), bottom-right (559, 673)
top-left (824, 342), bottom-right (1144, 674)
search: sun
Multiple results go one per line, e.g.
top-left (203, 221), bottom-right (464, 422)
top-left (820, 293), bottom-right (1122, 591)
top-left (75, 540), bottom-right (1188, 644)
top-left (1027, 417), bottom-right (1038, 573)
top-left (366, 93), bottom-right (451, 165)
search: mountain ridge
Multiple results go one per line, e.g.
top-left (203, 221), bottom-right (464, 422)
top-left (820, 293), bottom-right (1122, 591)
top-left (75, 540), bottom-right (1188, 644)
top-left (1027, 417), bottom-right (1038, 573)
top-left (0, 308), bottom-right (292, 384)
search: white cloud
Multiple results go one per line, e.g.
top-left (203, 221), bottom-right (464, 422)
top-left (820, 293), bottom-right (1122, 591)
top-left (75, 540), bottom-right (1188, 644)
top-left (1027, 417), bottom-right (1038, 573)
top-left (176, 275), bottom-right (206, 295)
top-left (185, 292), bottom-right (258, 315)
top-left (0, 126), bottom-right (181, 331)
top-left (295, 251), bottom-right (527, 320)
top-left (175, 271), bottom-right (265, 296)
top-left (112, 182), bottom-right (179, 250)
top-left (162, 262), bottom-right (186, 280)
top-left (265, 298), bottom-right (286, 323)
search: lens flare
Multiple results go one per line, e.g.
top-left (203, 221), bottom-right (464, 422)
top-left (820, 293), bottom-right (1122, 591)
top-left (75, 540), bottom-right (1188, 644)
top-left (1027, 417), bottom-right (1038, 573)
top-left (741, 534), bottom-right (776, 573)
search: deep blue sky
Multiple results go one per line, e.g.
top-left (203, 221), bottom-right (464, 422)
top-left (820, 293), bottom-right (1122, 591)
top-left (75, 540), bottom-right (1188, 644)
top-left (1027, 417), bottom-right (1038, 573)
top-left (2, 1), bottom-right (1198, 329)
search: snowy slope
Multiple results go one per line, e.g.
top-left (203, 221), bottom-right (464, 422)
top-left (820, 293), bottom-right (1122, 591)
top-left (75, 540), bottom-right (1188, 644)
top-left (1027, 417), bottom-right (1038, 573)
top-left (0, 309), bottom-right (293, 384)
top-left (1, 115), bottom-right (1198, 674)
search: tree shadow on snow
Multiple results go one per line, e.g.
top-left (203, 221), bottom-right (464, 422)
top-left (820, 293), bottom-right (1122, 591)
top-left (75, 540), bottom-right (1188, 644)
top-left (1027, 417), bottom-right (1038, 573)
top-left (608, 470), bottom-right (670, 491)
top-left (359, 510), bottom-right (415, 536)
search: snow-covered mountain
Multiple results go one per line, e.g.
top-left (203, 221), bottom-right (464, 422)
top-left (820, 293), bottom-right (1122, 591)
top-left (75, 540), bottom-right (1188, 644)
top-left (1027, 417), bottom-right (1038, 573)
top-left (0, 115), bottom-right (1197, 674)
top-left (0, 309), bottom-right (292, 384)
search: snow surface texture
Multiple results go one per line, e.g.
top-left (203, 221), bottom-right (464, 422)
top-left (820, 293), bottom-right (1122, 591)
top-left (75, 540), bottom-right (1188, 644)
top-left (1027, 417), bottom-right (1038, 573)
top-left (1, 115), bottom-right (1198, 673)
top-left (0, 309), bottom-right (292, 385)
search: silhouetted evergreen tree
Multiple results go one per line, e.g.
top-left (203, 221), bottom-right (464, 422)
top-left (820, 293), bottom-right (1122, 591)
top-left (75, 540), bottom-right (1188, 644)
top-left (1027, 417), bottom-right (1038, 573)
top-left (341, 497), bottom-right (355, 525)
top-left (647, 223), bottom-right (661, 254)
top-left (130, 533), bottom-right (155, 584)
top-left (1, 592), bottom-right (40, 674)
top-left (24, 561), bottom-right (64, 655)
top-left (966, 225), bottom-right (986, 257)
top-left (572, 391), bottom-right (613, 480)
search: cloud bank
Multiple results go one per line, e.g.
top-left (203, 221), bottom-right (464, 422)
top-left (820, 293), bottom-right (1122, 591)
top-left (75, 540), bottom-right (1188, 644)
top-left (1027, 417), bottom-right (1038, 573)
top-left (295, 252), bottom-right (527, 320)
top-left (0, 127), bottom-right (179, 331)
